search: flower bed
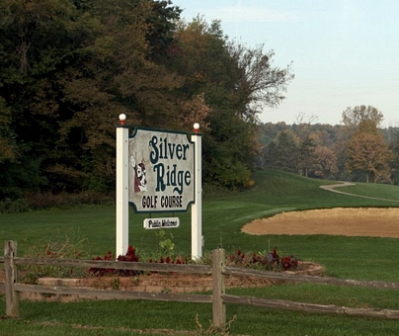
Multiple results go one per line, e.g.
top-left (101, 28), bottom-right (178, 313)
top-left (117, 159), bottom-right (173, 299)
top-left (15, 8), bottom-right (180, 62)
top-left (21, 261), bottom-right (324, 302)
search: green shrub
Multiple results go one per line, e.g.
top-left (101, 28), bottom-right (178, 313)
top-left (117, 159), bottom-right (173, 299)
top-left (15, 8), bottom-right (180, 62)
top-left (0, 198), bottom-right (31, 213)
top-left (0, 191), bottom-right (115, 213)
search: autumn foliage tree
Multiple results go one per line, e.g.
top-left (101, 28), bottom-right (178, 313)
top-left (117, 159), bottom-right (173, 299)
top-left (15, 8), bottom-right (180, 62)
top-left (342, 105), bottom-right (384, 130)
top-left (311, 146), bottom-right (338, 179)
top-left (258, 113), bottom-right (398, 184)
top-left (171, 17), bottom-right (293, 189)
top-left (0, 0), bottom-right (185, 195)
top-left (346, 120), bottom-right (392, 183)
top-left (0, 0), bottom-right (295, 199)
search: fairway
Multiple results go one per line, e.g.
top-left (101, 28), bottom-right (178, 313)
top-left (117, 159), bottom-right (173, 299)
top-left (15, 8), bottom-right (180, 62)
top-left (242, 207), bottom-right (399, 237)
top-left (2, 169), bottom-right (399, 336)
top-left (2, 169), bottom-right (398, 281)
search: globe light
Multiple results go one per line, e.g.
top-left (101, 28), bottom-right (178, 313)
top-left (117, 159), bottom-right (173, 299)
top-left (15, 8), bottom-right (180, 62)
top-left (119, 114), bottom-right (126, 126)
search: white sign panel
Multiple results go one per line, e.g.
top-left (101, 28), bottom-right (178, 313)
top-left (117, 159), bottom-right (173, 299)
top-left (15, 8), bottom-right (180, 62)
top-left (129, 127), bottom-right (195, 213)
top-left (143, 217), bottom-right (180, 229)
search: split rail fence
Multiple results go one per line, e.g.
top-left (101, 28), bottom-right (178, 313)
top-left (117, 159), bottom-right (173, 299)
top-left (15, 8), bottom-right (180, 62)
top-left (2, 240), bottom-right (399, 330)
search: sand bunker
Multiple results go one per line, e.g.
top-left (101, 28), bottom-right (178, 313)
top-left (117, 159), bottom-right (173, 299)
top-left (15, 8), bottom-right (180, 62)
top-left (242, 207), bottom-right (399, 238)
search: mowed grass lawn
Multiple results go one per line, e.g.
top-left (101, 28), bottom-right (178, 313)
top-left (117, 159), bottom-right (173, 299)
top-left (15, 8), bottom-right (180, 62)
top-left (2, 169), bottom-right (398, 280)
top-left (1, 169), bottom-right (399, 336)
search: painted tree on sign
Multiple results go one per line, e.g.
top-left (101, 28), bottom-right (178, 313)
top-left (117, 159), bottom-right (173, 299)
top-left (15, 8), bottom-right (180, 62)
top-left (346, 120), bottom-right (392, 183)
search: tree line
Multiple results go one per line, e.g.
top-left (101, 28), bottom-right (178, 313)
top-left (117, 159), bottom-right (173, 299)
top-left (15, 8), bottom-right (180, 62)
top-left (0, 0), bottom-right (293, 200)
top-left (259, 105), bottom-right (399, 185)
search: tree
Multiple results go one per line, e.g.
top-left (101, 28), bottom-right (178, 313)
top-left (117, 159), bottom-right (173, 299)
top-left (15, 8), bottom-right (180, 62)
top-left (145, 0), bottom-right (182, 61)
top-left (310, 146), bottom-right (338, 179)
top-left (265, 130), bottom-right (299, 173)
top-left (257, 121), bottom-right (289, 146)
top-left (226, 42), bottom-right (294, 122)
top-left (0, 0), bottom-right (186, 196)
top-left (0, 2), bottom-right (294, 196)
top-left (309, 128), bottom-right (335, 147)
top-left (333, 105), bottom-right (384, 181)
top-left (0, 0), bottom-right (90, 195)
top-left (0, 97), bottom-right (16, 164)
top-left (205, 109), bottom-right (257, 189)
top-left (346, 120), bottom-right (392, 183)
top-left (171, 18), bottom-right (293, 189)
top-left (297, 136), bottom-right (316, 177)
top-left (263, 141), bottom-right (278, 169)
top-left (342, 105), bottom-right (384, 130)
top-left (387, 127), bottom-right (399, 184)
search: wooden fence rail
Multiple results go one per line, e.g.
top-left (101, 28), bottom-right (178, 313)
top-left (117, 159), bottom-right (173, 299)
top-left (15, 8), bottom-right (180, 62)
top-left (2, 240), bottom-right (399, 331)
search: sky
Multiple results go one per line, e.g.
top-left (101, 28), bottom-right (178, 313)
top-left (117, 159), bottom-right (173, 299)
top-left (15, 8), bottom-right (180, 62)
top-left (172, 0), bottom-right (399, 127)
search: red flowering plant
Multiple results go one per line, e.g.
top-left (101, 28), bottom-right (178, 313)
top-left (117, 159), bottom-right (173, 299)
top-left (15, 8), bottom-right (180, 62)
top-left (281, 255), bottom-right (298, 271)
top-left (226, 248), bottom-right (298, 271)
top-left (116, 245), bottom-right (141, 276)
top-left (89, 245), bottom-right (190, 277)
top-left (89, 251), bottom-right (116, 277)
top-left (89, 246), bottom-right (141, 277)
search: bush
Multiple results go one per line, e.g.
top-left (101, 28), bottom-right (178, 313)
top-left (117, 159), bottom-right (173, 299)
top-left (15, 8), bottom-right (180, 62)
top-left (88, 245), bottom-right (190, 277)
top-left (88, 246), bottom-right (299, 279)
top-left (0, 191), bottom-right (115, 213)
top-left (0, 198), bottom-right (30, 213)
top-left (226, 248), bottom-right (298, 271)
top-left (26, 191), bottom-right (115, 209)
top-left (89, 246), bottom-right (143, 277)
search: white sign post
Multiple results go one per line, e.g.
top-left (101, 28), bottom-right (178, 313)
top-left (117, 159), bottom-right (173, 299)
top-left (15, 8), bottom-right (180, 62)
top-left (116, 114), bottom-right (129, 257)
top-left (191, 123), bottom-right (202, 260)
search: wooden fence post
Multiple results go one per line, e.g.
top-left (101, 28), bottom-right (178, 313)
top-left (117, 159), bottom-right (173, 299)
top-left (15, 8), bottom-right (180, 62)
top-left (4, 240), bottom-right (19, 318)
top-left (212, 248), bottom-right (226, 329)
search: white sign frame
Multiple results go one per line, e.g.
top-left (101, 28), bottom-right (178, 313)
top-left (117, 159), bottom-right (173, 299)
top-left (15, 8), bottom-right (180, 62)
top-left (116, 117), bottom-right (202, 259)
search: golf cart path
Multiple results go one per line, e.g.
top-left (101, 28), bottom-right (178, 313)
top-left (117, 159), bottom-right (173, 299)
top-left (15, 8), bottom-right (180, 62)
top-left (320, 182), bottom-right (399, 203)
